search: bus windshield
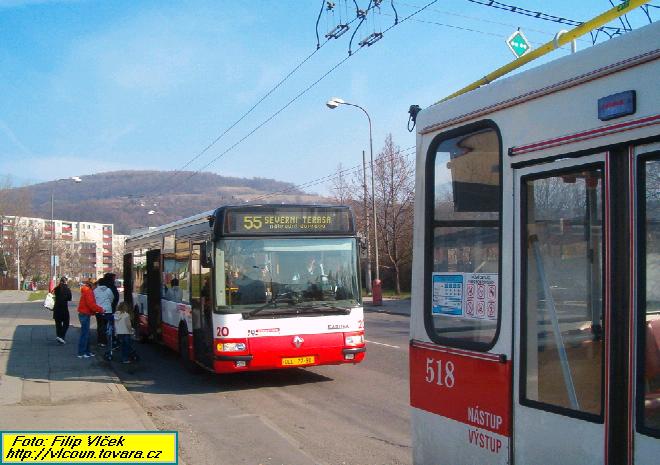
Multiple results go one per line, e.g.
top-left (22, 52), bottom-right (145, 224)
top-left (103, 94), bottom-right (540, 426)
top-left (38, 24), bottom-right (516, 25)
top-left (215, 237), bottom-right (361, 314)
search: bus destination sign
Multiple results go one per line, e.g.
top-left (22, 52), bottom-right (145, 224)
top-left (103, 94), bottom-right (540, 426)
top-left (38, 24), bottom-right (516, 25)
top-left (222, 207), bottom-right (353, 235)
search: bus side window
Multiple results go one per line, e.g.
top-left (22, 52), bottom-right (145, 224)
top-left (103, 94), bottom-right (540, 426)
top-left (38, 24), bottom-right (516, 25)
top-left (640, 156), bottom-right (660, 434)
top-left (428, 126), bottom-right (501, 348)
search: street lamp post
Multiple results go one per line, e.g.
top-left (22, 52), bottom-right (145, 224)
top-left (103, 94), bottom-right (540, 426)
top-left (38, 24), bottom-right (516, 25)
top-left (326, 97), bottom-right (382, 305)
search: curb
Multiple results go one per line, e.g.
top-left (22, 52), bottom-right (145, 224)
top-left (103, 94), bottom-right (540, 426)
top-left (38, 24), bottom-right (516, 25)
top-left (363, 307), bottom-right (411, 317)
top-left (102, 360), bottom-right (188, 465)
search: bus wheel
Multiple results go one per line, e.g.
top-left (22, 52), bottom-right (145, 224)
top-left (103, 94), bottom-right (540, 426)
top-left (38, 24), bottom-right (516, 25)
top-left (178, 328), bottom-right (199, 373)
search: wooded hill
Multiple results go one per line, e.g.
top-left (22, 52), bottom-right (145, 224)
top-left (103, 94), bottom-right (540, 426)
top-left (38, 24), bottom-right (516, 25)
top-left (7, 171), bottom-right (324, 234)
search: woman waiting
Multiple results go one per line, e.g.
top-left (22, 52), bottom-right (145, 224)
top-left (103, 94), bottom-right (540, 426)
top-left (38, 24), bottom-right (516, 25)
top-left (77, 279), bottom-right (103, 358)
top-left (52, 277), bottom-right (72, 344)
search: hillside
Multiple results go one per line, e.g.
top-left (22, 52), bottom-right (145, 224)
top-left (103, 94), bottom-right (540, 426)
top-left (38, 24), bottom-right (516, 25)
top-left (9, 171), bottom-right (325, 234)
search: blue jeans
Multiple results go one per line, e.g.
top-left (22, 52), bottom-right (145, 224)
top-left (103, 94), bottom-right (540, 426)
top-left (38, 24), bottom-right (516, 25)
top-left (78, 313), bottom-right (91, 356)
top-left (119, 334), bottom-right (132, 362)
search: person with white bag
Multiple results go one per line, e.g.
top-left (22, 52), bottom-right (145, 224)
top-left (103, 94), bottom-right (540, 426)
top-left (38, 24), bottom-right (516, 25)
top-left (52, 277), bottom-right (72, 344)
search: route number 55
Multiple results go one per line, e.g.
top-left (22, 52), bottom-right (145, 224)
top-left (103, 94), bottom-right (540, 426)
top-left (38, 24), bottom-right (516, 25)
top-left (243, 216), bottom-right (263, 230)
top-left (425, 357), bottom-right (455, 388)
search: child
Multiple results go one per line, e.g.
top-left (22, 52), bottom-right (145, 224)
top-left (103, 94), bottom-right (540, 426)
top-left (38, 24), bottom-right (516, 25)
top-left (114, 302), bottom-right (135, 364)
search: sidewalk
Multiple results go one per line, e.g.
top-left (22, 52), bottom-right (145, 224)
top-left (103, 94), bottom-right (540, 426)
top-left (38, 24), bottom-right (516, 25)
top-left (0, 300), bottom-right (165, 436)
top-left (362, 296), bottom-right (411, 316)
top-left (0, 290), bottom-right (34, 304)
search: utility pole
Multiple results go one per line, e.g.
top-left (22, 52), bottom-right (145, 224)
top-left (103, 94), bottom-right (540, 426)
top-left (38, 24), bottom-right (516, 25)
top-left (362, 150), bottom-right (372, 294)
top-left (16, 242), bottom-right (20, 290)
top-left (50, 193), bottom-right (54, 291)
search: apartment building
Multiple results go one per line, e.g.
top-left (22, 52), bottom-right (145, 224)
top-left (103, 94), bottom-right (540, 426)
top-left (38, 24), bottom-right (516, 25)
top-left (0, 215), bottom-right (123, 280)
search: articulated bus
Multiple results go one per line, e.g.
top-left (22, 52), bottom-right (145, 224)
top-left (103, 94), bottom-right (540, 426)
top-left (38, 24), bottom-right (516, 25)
top-left (123, 204), bottom-right (365, 373)
top-left (409, 21), bottom-right (659, 464)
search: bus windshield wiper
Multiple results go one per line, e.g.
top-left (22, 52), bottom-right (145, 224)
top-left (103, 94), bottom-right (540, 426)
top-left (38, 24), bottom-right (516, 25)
top-left (297, 303), bottom-right (352, 314)
top-left (244, 294), bottom-right (297, 317)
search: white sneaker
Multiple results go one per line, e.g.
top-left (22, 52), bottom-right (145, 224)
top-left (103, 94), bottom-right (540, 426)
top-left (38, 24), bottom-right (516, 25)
top-left (56, 337), bottom-right (65, 344)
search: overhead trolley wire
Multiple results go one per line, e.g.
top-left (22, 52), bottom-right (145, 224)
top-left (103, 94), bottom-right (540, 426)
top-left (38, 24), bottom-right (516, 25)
top-left (163, 0), bottom-right (440, 197)
top-left (142, 1), bottom-right (387, 206)
top-left (249, 145), bottom-right (415, 202)
top-left (396, 1), bottom-right (594, 43)
top-left (464, 0), bottom-right (632, 42)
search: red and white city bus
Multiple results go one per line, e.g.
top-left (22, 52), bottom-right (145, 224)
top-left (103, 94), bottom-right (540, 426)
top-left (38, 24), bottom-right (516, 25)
top-left (123, 204), bottom-right (365, 373)
top-left (409, 19), bottom-right (659, 465)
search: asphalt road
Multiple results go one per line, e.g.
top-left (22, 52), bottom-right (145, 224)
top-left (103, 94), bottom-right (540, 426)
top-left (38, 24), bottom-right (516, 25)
top-left (113, 310), bottom-right (411, 465)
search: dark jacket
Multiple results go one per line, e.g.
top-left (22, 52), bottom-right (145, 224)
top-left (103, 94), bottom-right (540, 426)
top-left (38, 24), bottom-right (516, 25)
top-left (101, 276), bottom-right (120, 312)
top-left (107, 281), bottom-right (120, 313)
top-left (52, 283), bottom-right (72, 319)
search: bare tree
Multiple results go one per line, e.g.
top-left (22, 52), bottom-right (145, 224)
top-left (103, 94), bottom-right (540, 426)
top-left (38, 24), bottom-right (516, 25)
top-left (373, 134), bottom-right (415, 294)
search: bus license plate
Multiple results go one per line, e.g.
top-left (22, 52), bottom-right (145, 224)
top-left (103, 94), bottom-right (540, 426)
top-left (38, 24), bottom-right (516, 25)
top-left (282, 356), bottom-right (315, 366)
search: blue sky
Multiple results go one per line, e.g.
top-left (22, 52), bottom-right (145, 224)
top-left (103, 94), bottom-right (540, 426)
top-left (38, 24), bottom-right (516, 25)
top-left (0, 0), bottom-right (656, 196)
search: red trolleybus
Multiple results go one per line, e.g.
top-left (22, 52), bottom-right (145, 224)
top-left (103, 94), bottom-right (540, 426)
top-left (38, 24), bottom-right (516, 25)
top-left (123, 204), bottom-right (365, 373)
top-left (409, 21), bottom-right (660, 465)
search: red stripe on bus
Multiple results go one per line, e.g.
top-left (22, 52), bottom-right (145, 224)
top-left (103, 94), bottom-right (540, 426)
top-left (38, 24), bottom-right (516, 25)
top-left (510, 114), bottom-right (660, 156)
top-left (409, 343), bottom-right (512, 436)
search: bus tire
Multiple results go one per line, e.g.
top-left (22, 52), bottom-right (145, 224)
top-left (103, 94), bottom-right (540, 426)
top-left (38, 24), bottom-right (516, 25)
top-left (178, 326), bottom-right (199, 373)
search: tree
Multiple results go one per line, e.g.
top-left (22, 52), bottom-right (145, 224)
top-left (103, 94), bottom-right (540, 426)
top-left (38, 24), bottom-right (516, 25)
top-left (373, 134), bottom-right (415, 294)
top-left (1, 178), bottom-right (35, 285)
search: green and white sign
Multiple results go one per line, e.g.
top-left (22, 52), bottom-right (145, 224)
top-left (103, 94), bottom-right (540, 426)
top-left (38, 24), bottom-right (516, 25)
top-left (506, 30), bottom-right (531, 58)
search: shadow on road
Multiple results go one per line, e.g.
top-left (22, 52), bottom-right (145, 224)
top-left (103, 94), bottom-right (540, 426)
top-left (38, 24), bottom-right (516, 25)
top-left (113, 341), bottom-right (334, 396)
top-left (2, 322), bottom-right (122, 386)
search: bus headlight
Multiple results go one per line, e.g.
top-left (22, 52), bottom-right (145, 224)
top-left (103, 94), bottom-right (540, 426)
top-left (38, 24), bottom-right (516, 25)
top-left (218, 342), bottom-right (247, 352)
top-left (344, 333), bottom-right (364, 346)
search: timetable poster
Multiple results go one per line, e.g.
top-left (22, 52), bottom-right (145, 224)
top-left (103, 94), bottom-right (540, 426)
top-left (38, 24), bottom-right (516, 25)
top-left (432, 272), bottom-right (498, 320)
top-left (431, 273), bottom-right (464, 316)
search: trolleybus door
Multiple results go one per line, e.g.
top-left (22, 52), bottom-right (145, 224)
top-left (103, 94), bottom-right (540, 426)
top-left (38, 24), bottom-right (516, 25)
top-left (146, 249), bottom-right (162, 340)
top-left (633, 143), bottom-right (660, 462)
top-left (514, 153), bottom-right (609, 464)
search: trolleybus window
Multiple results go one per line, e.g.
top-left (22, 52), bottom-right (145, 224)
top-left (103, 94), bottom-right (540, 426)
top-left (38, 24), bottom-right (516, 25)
top-left (640, 155), bottom-right (660, 435)
top-left (428, 126), bottom-right (501, 347)
top-left (522, 167), bottom-right (604, 417)
top-left (214, 237), bottom-right (360, 315)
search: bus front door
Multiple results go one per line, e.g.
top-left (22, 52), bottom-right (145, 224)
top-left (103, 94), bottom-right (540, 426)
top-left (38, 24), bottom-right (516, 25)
top-left (191, 243), bottom-right (213, 367)
top-left (146, 249), bottom-right (162, 341)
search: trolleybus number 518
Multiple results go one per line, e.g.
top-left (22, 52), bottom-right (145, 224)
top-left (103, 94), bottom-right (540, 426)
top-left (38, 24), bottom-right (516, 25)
top-left (425, 357), bottom-right (455, 388)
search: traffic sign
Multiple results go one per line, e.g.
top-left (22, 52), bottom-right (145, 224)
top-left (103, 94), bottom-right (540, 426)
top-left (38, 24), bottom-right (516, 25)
top-left (506, 30), bottom-right (531, 58)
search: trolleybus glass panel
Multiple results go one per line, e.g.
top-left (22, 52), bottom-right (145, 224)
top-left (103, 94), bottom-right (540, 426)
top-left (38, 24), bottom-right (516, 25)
top-left (429, 127), bottom-right (501, 347)
top-left (215, 237), bottom-right (360, 314)
top-left (522, 167), bottom-right (604, 417)
top-left (641, 157), bottom-right (660, 434)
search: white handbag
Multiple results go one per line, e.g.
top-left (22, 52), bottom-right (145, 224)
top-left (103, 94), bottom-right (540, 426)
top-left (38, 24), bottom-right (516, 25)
top-left (44, 292), bottom-right (55, 310)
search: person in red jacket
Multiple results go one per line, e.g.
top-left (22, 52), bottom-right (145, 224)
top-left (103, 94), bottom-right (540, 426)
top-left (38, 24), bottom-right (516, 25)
top-left (77, 279), bottom-right (104, 358)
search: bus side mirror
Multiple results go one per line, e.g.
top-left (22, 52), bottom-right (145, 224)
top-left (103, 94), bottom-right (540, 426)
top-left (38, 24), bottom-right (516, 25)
top-left (201, 241), bottom-right (214, 268)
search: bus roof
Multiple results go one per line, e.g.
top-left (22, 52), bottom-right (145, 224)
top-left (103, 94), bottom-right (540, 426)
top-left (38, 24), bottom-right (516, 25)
top-left (417, 21), bottom-right (660, 136)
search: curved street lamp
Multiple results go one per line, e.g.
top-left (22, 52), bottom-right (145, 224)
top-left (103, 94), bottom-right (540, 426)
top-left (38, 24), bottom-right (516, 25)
top-left (326, 97), bottom-right (381, 305)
